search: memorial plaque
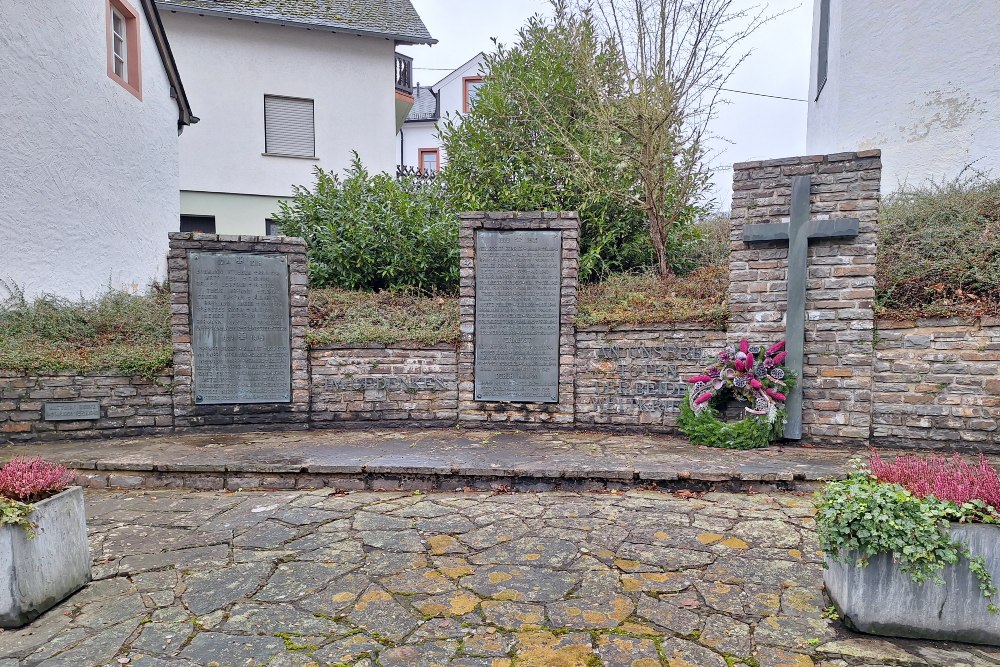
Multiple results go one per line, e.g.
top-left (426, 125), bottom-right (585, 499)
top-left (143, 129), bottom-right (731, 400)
top-left (189, 251), bottom-right (291, 404)
top-left (43, 401), bottom-right (101, 421)
top-left (474, 230), bottom-right (561, 402)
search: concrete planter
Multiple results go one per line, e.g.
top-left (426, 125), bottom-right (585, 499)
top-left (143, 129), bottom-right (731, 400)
top-left (0, 486), bottom-right (91, 627)
top-left (825, 523), bottom-right (1000, 646)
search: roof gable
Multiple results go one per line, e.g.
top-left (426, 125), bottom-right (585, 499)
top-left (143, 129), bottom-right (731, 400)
top-left (156, 0), bottom-right (436, 44)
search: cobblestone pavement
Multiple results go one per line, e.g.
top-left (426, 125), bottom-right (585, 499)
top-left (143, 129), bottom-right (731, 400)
top-left (4, 489), bottom-right (1000, 667)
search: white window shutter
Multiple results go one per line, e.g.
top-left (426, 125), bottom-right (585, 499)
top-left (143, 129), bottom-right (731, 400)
top-left (265, 96), bottom-right (315, 157)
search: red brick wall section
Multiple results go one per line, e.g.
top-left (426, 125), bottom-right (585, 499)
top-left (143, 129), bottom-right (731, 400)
top-left (0, 372), bottom-right (173, 442)
top-left (729, 151), bottom-right (882, 443)
top-left (310, 345), bottom-right (458, 425)
top-left (873, 318), bottom-right (1000, 449)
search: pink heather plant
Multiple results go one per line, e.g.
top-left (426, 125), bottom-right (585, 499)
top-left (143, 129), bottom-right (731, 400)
top-left (0, 457), bottom-right (76, 503)
top-left (869, 449), bottom-right (1000, 511)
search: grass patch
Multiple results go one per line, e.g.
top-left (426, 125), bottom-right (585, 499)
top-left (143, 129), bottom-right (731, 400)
top-left (876, 173), bottom-right (1000, 320)
top-left (576, 266), bottom-right (729, 329)
top-left (0, 284), bottom-right (172, 378)
top-left (308, 288), bottom-right (460, 347)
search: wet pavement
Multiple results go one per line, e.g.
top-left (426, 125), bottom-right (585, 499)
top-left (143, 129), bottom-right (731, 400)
top-left (3, 487), bottom-right (1000, 667)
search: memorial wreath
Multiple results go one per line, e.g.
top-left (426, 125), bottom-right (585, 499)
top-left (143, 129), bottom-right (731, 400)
top-left (678, 339), bottom-right (797, 450)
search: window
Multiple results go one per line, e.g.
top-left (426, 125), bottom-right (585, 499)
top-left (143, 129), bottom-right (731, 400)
top-left (106, 0), bottom-right (142, 99)
top-left (180, 215), bottom-right (216, 234)
top-left (463, 77), bottom-right (483, 113)
top-left (264, 95), bottom-right (316, 158)
top-left (266, 219), bottom-right (281, 236)
top-left (815, 0), bottom-right (830, 100)
top-left (419, 148), bottom-right (440, 174)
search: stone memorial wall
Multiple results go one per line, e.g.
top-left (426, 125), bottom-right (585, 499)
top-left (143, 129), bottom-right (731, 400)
top-left (575, 326), bottom-right (726, 429)
top-left (168, 233), bottom-right (310, 431)
top-left (5, 153), bottom-right (1000, 449)
top-left (310, 345), bottom-right (458, 425)
top-left (457, 212), bottom-right (579, 424)
top-left (729, 151), bottom-right (882, 443)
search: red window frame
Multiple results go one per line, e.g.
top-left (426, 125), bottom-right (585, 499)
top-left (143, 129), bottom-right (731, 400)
top-left (418, 148), bottom-right (440, 174)
top-left (106, 0), bottom-right (143, 100)
top-left (462, 76), bottom-right (483, 113)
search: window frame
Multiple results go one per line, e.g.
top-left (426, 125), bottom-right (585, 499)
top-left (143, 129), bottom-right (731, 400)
top-left (179, 215), bottom-right (217, 234)
top-left (418, 148), bottom-right (440, 174)
top-left (462, 76), bottom-right (483, 113)
top-left (106, 0), bottom-right (142, 100)
top-left (263, 94), bottom-right (318, 159)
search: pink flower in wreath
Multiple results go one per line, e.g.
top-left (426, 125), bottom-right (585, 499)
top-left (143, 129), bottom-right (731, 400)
top-left (767, 340), bottom-right (785, 356)
top-left (740, 339), bottom-right (750, 355)
top-left (686, 375), bottom-right (712, 383)
top-left (750, 378), bottom-right (762, 389)
top-left (694, 392), bottom-right (713, 405)
top-left (765, 388), bottom-right (786, 402)
top-left (772, 351), bottom-right (787, 366)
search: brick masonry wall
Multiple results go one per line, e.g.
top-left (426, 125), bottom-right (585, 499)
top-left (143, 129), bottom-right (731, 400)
top-left (575, 326), bottom-right (726, 429)
top-left (167, 233), bottom-right (310, 431)
top-left (873, 318), bottom-right (1000, 449)
top-left (729, 151), bottom-right (882, 442)
top-left (310, 346), bottom-right (458, 425)
top-left (0, 372), bottom-right (174, 442)
top-left (457, 212), bottom-right (580, 424)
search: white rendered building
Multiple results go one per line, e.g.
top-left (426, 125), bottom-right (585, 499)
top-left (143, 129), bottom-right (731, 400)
top-left (157, 0), bottom-right (435, 235)
top-left (397, 52), bottom-right (485, 174)
top-left (806, 0), bottom-right (1000, 190)
top-left (0, 0), bottom-right (195, 300)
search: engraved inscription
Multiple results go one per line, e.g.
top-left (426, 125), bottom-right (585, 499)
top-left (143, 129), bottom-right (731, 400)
top-left (190, 252), bottom-right (291, 404)
top-left (43, 401), bottom-right (101, 421)
top-left (585, 344), bottom-right (705, 416)
top-left (474, 230), bottom-right (561, 402)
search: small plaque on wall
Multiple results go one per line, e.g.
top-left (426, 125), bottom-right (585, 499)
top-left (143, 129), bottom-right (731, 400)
top-left (43, 401), bottom-right (101, 421)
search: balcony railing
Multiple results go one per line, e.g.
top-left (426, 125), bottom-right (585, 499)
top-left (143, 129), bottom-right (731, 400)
top-left (395, 53), bottom-right (413, 96)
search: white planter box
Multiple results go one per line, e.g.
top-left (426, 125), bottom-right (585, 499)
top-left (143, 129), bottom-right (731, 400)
top-left (0, 486), bottom-right (91, 628)
top-left (825, 523), bottom-right (1000, 646)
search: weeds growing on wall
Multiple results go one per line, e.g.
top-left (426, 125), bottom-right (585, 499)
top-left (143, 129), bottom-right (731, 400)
top-left (0, 282), bottom-right (172, 378)
top-left (575, 266), bottom-right (729, 329)
top-left (876, 173), bottom-right (1000, 319)
top-left (308, 288), bottom-right (460, 347)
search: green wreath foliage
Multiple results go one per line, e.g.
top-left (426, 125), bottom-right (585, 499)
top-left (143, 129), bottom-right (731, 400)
top-left (678, 395), bottom-right (787, 450)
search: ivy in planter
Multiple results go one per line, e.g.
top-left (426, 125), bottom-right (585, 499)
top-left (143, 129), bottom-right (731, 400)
top-left (816, 462), bottom-right (1000, 613)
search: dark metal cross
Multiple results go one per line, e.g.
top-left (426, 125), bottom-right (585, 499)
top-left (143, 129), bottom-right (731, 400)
top-left (742, 175), bottom-right (859, 440)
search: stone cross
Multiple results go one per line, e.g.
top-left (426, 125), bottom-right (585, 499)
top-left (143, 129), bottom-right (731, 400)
top-left (742, 175), bottom-right (859, 440)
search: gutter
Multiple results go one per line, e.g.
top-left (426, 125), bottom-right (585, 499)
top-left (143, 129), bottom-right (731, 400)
top-left (156, 2), bottom-right (439, 45)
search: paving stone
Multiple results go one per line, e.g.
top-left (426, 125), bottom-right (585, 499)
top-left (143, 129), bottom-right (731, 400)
top-left (379, 640), bottom-right (458, 667)
top-left (182, 562), bottom-right (272, 614)
top-left (178, 632), bottom-right (287, 665)
top-left (223, 602), bottom-right (342, 636)
top-left (34, 616), bottom-right (143, 667)
top-left (233, 520), bottom-right (299, 548)
top-left (468, 537), bottom-right (580, 568)
top-left (635, 594), bottom-right (703, 635)
top-left (463, 627), bottom-right (516, 656)
top-left (346, 584), bottom-right (420, 642)
top-left (462, 565), bottom-right (579, 602)
top-left (383, 567), bottom-right (457, 594)
top-left (699, 613), bottom-right (752, 656)
top-left (659, 637), bottom-right (728, 667)
top-left (595, 634), bottom-right (662, 667)
top-left (755, 615), bottom-right (837, 650)
top-left (131, 620), bottom-right (193, 655)
top-left (818, 638), bottom-right (924, 664)
top-left (547, 594), bottom-right (633, 629)
top-left (312, 633), bottom-right (384, 664)
top-left (255, 561), bottom-right (353, 602)
top-left (480, 601), bottom-right (547, 630)
top-left (359, 529), bottom-right (425, 551)
top-left (512, 630), bottom-right (594, 667)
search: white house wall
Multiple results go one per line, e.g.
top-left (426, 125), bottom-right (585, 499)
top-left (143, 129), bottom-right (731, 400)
top-left (806, 0), bottom-right (1000, 190)
top-left (162, 11), bottom-right (398, 235)
top-left (399, 122), bottom-right (440, 169)
top-left (0, 0), bottom-right (179, 300)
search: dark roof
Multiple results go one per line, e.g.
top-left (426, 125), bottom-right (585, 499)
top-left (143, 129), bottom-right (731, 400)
top-left (156, 0), bottom-right (436, 44)
top-left (405, 85), bottom-right (439, 122)
top-left (141, 0), bottom-right (197, 129)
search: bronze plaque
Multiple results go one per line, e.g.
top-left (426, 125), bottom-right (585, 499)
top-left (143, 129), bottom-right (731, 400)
top-left (189, 252), bottom-right (291, 404)
top-left (474, 230), bottom-right (561, 402)
top-left (43, 401), bottom-right (101, 421)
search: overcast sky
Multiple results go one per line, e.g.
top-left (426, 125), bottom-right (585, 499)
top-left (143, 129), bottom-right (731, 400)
top-left (399, 0), bottom-right (813, 212)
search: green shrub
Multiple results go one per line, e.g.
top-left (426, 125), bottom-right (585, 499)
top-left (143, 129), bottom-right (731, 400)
top-left (877, 173), bottom-right (1000, 318)
top-left (308, 289), bottom-right (459, 347)
top-left (273, 156), bottom-right (459, 293)
top-left (0, 283), bottom-right (172, 377)
top-left (667, 215), bottom-right (732, 276)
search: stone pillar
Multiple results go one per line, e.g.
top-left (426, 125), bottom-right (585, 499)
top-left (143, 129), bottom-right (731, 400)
top-left (457, 212), bottom-right (579, 424)
top-left (728, 151), bottom-right (882, 442)
top-left (167, 233), bottom-right (310, 431)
